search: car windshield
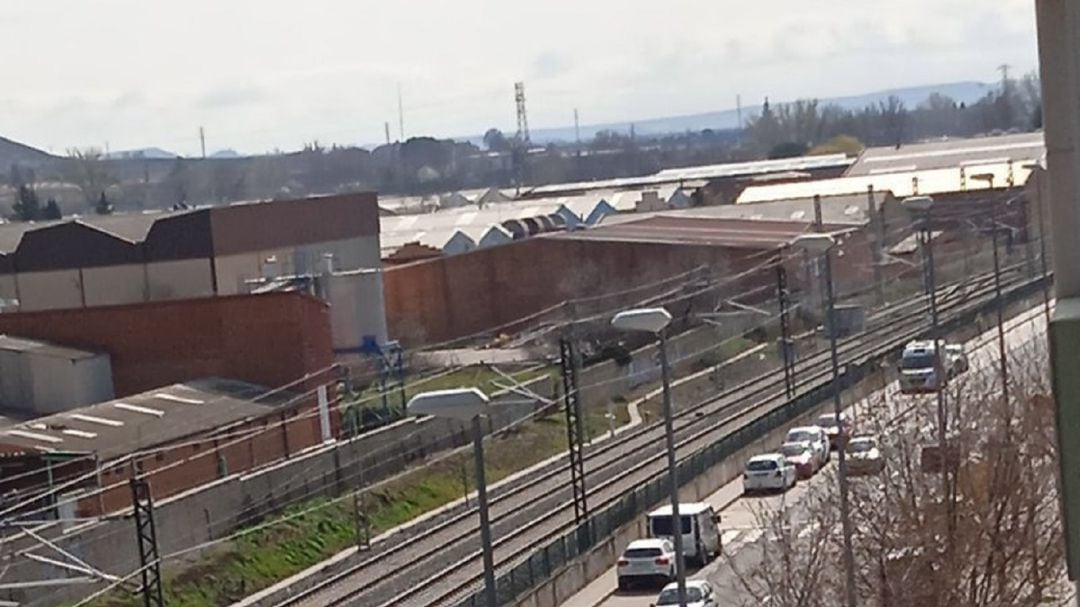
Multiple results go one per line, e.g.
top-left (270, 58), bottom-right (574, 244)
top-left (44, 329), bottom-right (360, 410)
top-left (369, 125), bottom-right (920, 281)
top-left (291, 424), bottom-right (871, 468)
top-left (650, 515), bottom-right (692, 536)
top-left (901, 353), bottom-right (937, 369)
top-left (747, 459), bottom-right (779, 471)
top-left (780, 444), bottom-right (808, 457)
top-left (788, 430), bottom-right (815, 443)
top-left (624, 547), bottom-right (662, 558)
top-left (849, 440), bottom-right (876, 453)
top-left (657, 587), bottom-right (704, 604)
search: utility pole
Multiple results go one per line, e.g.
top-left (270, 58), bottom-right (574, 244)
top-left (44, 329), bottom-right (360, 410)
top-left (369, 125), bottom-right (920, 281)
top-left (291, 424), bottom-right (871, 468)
top-left (867, 186), bottom-right (886, 306)
top-left (776, 251), bottom-right (795, 399)
top-left (574, 108), bottom-right (581, 148)
top-left (736, 94), bottom-right (743, 131)
top-left (559, 336), bottom-right (588, 526)
top-left (130, 476), bottom-right (165, 607)
top-left (397, 83), bottom-right (405, 142)
top-left (353, 490), bottom-right (371, 550)
top-left (199, 127), bottom-right (206, 160)
top-left (384, 122), bottom-right (391, 146)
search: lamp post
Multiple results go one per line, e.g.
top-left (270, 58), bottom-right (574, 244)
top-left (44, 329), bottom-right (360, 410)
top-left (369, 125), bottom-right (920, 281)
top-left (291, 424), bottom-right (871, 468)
top-left (407, 388), bottom-right (496, 607)
top-left (790, 233), bottom-right (857, 607)
top-left (611, 307), bottom-right (686, 607)
top-left (971, 173), bottom-right (1010, 405)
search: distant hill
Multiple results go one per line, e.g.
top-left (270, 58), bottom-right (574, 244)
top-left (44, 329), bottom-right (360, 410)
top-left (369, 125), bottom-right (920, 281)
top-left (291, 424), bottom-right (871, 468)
top-left (0, 136), bottom-right (55, 170)
top-left (520, 81), bottom-right (995, 144)
top-left (210, 149), bottom-right (241, 159)
top-left (105, 147), bottom-right (180, 160)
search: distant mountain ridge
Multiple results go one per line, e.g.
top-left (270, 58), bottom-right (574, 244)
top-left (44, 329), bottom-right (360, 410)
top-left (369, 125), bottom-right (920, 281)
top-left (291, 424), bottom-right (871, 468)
top-left (0, 135), bottom-right (55, 170)
top-left (519, 81), bottom-right (995, 144)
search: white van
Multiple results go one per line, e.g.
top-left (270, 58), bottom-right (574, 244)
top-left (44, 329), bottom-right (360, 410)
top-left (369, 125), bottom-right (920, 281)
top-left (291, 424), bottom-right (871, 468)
top-left (646, 502), bottom-right (722, 566)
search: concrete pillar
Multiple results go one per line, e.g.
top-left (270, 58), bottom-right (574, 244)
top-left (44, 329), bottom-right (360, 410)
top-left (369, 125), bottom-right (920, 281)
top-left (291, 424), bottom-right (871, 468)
top-left (1038, 0), bottom-right (1080, 584)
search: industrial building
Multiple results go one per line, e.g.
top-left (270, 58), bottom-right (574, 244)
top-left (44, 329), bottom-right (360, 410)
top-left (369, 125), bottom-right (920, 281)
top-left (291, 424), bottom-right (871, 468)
top-left (383, 215), bottom-right (870, 345)
top-left (0, 376), bottom-right (331, 515)
top-left (0, 192), bottom-right (381, 313)
top-left (0, 336), bottom-right (113, 417)
top-left (844, 132), bottom-right (1044, 176)
top-left (0, 291), bottom-right (333, 397)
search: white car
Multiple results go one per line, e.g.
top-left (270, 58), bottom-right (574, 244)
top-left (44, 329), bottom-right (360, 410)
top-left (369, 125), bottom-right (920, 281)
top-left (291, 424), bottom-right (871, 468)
top-left (847, 435), bottom-right (885, 475)
top-left (616, 538), bottom-right (676, 589)
top-left (786, 426), bottom-right (830, 463)
top-left (743, 453), bottom-right (797, 494)
top-left (816, 412), bottom-right (853, 448)
top-left (654, 579), bottom-right (718, 607)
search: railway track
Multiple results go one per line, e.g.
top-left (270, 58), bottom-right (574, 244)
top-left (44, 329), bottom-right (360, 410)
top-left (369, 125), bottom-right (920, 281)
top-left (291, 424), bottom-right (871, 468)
top-left (275, 265), bottom-right (1033, 607)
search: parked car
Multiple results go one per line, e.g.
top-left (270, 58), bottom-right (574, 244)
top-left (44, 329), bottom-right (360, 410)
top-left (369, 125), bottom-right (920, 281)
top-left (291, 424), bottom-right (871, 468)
top-left (816, 412), bottom-right (853, 448)
top-left (847, 436), bottom-right (885, 475)
top-left (654, 579), bottom-right (718, 607)
top-left (785, 426), bottom-right (830, 463)
top-left (617, 538), bottom-right (676, 590)
top-left (646, 502), bottom-right (722, 566)
top-left (743, 453), bottom-right (797, 494)
top-left (899, 340), bottom-right (967, 393)
top-left (779, 440), bottom-right (821, 479)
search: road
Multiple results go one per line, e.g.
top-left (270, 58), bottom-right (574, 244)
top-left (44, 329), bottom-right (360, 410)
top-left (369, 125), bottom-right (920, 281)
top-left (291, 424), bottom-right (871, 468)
top-left (561, 303), bottom-right (1049, 607)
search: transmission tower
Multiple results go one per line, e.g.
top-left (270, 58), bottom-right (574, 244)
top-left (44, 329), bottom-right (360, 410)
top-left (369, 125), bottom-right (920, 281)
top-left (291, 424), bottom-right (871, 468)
top-left (514, 82), bottom-right (530, 144)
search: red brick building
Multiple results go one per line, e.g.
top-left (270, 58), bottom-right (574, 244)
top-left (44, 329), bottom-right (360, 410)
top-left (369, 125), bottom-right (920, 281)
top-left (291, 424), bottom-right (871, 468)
top-left (0, 291), bottom-right (333, 397)
top-left (383, 216), bottom-right (871, 345)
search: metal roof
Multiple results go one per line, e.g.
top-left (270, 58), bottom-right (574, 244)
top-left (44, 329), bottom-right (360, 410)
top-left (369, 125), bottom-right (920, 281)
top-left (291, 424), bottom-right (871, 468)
top-left (0, 378), bottom-right (292, 460)
top-left (846, 132), bottom-right (1044, 176)
top-left (737, 162), bottom-right (1033, 204)
top-left (547, 216), bottom-right (851, 250)
top-left (646, 192), bottom-right (891, 226)
top-left (0, 335), bottom-right (102, 361)
top-left (525, 154), bottom-right (851, 196)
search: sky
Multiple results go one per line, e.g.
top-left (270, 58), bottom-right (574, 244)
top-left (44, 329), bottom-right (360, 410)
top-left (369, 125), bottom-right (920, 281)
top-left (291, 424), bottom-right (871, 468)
top-left (0, 0), bottom-right (1040, 156)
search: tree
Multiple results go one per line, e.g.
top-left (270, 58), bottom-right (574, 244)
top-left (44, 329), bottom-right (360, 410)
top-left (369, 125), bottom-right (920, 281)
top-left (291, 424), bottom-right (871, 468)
top-left (768, 141), bottom-right (809, 159)
top-left (483, 128), bottom-right (510, 152)
top-left (95, 192), bottom-right (113, 215)
top-left (42, 199), bottom-right (62, 220)
top-left (65, 148), bottom-right (116, 207)
top-left (728, 334), bottom-right (1065, 605)
top-left (12, 185), bottom-right (41, 221)
top-left (808, 135), bottom-right (865, 157)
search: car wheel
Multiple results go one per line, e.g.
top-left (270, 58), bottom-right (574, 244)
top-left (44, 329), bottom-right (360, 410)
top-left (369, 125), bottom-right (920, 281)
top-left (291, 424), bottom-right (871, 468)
top-left (617, 577), bottom-right (627, 591)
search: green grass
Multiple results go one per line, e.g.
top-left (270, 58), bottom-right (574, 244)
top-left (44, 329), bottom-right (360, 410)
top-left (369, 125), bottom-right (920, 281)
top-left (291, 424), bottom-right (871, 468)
top-left (84, 403), bottom-right (602, 607)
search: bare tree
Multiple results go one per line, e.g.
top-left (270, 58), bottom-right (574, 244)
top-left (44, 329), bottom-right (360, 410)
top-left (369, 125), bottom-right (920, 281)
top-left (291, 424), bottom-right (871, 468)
top-left (64, 148), bottom-right (116, 208)
top-left (729, 328), bottom-right (1066, 606)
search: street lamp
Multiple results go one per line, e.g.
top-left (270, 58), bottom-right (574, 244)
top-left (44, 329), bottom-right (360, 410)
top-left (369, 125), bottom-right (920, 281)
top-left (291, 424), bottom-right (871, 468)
top-left (407, 388), bottom-right (497, 607)
top-left (610, 307), bottom-right (687, 607)
top-left (790, 233), bottom-right (857, 607)
top-left (971, 173), bottom-right (1010, 406)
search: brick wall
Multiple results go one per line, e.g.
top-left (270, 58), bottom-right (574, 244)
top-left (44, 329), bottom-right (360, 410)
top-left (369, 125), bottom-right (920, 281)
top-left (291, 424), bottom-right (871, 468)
top-left (383, 229), bottom-right (876, 346)
top-left (0, 292), bottom-right (333, 397)
top-left (85, 401), bottom-right (330, 515)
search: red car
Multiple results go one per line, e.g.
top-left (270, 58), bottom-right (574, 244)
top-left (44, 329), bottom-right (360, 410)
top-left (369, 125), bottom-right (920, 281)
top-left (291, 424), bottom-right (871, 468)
top-left (780, 441), bottom-right (820, 479)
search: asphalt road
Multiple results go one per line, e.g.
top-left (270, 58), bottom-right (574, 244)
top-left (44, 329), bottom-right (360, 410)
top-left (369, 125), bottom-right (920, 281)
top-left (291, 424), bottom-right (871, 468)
top-left (561, 304), bottom-right (1049, 607)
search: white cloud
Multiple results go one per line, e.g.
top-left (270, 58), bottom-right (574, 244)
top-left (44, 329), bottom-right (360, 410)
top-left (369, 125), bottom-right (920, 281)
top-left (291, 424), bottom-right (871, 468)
top-left (0, 0), bottom-right (1039, 155)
